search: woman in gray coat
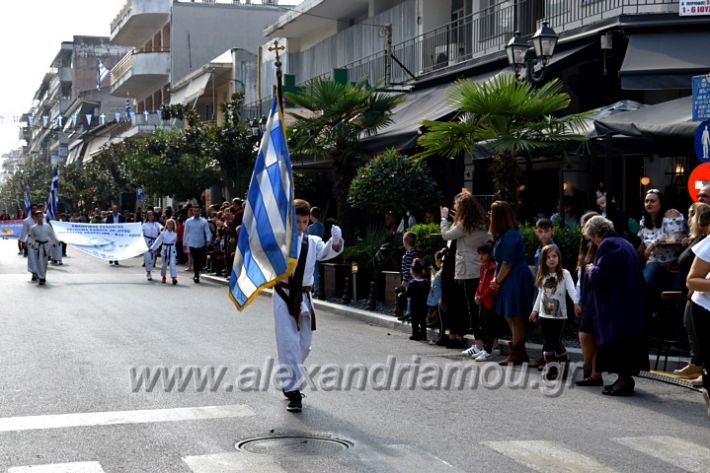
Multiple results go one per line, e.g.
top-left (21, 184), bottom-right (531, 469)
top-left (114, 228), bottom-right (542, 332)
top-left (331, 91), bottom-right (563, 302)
top-left (440, 192), bottom-right (491, 354)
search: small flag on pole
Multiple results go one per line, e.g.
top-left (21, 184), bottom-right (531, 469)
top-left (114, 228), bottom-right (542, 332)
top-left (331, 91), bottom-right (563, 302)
top-left (46, 167), bottom-right (59, 222)
top-left (229, 96), bottom-right (297, 311)
top-left (24, 186), bottom-right (31, 217)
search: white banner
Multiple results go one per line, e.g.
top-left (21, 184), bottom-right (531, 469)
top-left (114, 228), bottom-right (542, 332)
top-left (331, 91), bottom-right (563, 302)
top-left (51, 222), bottom-right (148, 261)
top-left (680, 0), bottom-right (710, 15)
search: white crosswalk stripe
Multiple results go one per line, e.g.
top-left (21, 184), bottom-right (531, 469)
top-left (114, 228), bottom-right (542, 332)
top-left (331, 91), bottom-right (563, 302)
top-left (613, 436), bottom-right (710, 473)
top-left (7, 461), bottom-right (105, 473)
top-left (182, 452), bottom-right (287, 472)
top-left (482, 440), bottom-right (619, 473)
top-left (0, 404), bottom-right (254, 433)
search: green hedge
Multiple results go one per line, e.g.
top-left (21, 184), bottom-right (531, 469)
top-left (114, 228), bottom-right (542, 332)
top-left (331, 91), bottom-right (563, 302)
top-left (519, 222), bottom-right (582, 272)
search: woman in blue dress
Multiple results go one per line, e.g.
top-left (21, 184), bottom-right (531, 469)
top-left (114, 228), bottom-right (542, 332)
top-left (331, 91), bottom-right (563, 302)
top-left (489, 201), bottom-right (534, 366)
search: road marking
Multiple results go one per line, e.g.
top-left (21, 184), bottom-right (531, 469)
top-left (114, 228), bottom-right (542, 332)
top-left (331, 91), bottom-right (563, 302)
top-left (362, 445), bottom-right (462, 472)
top-left (8, 461), bottom-right (105, 473)
top-left (183, 452), bottom-right (286, 472)
top-left (482, 440), bottom-right (619, 473)
top-left (0, 404), bottom-right (254, 433)
top-left (614, 436), bottom-right (710, 473)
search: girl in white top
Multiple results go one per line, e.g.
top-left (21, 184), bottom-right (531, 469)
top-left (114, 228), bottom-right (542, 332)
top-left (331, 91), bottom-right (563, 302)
top-left (151, 218), bottom-right (178, 285)
top-left (142, 211), bottom-right (162, 281)
top-left (530, 244), bottom-right (579, 380)
top-left (687, 234), bottom-right (710, 419)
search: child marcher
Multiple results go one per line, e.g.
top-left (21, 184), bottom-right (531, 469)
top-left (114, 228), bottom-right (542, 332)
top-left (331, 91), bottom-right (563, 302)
top-left (471, 242), bottom-right (497, 361)
top-left (142, 211), bottom-right (162, 281)
top-left (274, 199), bottom-right (343, 413)
top-left (529, 244), bottom-right (579, 380)
top-left (407, 258), bottom-right (431, 341)
top-left (426, 252), bottom-right (444, 328)
top-left (151, 219), bottom-right (179, 285)
top-left (397, 232), bottom-right (418, 321)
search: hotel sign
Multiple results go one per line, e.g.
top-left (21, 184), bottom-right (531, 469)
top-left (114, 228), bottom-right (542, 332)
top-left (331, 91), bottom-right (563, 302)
top-left (680, 0), bottom-right (710, 15)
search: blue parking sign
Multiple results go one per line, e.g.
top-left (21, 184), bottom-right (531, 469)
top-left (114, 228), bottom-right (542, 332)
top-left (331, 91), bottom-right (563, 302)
top-left (692, 75), bottom-right (710, 121)
top-left (136, 187), bottom-right (145, 200)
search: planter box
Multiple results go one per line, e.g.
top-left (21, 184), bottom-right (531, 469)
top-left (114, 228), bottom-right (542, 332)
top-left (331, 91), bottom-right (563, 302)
top-left (382, 270), bottom-right (401, 309)
top-left (322, 263), bottom-right (350, 299)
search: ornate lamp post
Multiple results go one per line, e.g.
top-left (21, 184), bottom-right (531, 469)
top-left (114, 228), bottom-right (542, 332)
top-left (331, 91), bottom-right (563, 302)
top-left (506, 22), bottom-right (559, 83)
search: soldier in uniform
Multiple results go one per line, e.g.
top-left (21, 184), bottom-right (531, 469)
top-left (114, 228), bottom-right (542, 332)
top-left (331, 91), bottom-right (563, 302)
top-left (29, 210), bottom-right (59, 285)
top-left (273, 199), bottom-right (343, 413)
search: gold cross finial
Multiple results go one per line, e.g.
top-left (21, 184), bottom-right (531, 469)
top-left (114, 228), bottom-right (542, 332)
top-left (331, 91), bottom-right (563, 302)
top-left (268, 40), bottom-right (286, 68)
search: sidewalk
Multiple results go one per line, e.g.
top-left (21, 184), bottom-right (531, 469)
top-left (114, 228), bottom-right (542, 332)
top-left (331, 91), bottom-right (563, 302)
top-left (202, 273), bottom-right (701, 392)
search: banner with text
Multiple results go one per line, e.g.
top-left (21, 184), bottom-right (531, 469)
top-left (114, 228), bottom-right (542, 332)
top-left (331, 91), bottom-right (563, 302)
top-left (0, 220), bottom-right (23, 239)
top-left (680, 0), bottom-right (710, 15)
top-left (51, 222), bottom-right (148, 261)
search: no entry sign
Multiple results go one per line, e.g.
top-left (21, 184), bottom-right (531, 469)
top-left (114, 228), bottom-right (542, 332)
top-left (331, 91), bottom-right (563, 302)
top-left (688, 163), bottom-right (710, 201)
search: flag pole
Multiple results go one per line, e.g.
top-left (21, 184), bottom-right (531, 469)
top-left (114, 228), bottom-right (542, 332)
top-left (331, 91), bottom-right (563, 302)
top-left (268, 40), bottom-right (286, 114)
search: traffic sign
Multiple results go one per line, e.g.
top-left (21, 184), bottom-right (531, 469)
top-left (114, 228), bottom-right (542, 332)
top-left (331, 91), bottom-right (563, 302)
top-left (695, 121), bottom-right (710, 162)
top-left (687, 163), bottom-right (710, 201)
top-left (692, 74), bottom-right (710, 121)
top-left (136, 187), bottom-right (145, 201)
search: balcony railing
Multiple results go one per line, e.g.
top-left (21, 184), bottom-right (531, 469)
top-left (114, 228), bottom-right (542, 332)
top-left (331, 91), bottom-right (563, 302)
top-left (343, 0), bottom-right (678, 85)
top-left (110, 49), bottom-right (171, 88)
top-left (111, 0), bottom-right (133, 33)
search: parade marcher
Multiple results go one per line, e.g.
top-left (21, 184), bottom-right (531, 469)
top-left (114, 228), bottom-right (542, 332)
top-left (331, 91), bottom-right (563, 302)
top-left (151, 219), bottom-right (179, 285)
top-left (50, 213), bottom-right (65, 266)
top-left (30, 210), bottom-right (59, 286)
top-left (20, 204), bottom-right (39, 281)
top-left (184, 207), bottom-right (212, 283)
top-left (142, 211), bottom-right (162, 281)
top-left (274, 199), bottom-right (343, 413)
top-left (105, 204), bottom-right (125, 265)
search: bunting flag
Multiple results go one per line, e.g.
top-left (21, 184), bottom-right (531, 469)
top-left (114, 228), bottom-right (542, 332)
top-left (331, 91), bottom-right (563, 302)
top-left (100, 113), bottom-right (106, 125)
top-left (72, 113), bottom-right (78, 127)
top-left (46, 167), bottom-right (59, 222)
top-left (229, 96), bottom-right (297, 311)
top-left (42, 116), bottom-right (48, 127)
top-left (28, 116), bottom-right (34, 127)
top-left (114, 112), bottom-right (121, 123)
top-left (86, 114), bottom-right (92, 126)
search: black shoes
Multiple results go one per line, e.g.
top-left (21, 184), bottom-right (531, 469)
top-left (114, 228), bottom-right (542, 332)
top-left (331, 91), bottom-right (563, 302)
top-left (285, 390), bottom-right (303, 412)
top-left (193, 276), bottom-right (200, 283)
top-left (576, 377), bottom-right (604, 387)
top-left (31, 273), bottom-right (38, 282)
top-left (409, 335), bottom-right (427, 341)
top-left (38, 279), bottom-right (46, 286)
top-left (602, 377), bottom-right (635, 397)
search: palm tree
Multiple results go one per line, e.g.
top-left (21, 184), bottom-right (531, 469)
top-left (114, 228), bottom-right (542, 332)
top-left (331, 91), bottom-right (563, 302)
top-left (285, 78), bottom-right (403, 238)
top-left (416, 74), bottom-right (587, 202)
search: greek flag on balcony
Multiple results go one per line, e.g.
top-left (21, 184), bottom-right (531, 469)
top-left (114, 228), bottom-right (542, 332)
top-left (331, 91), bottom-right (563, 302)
top-left (97, 59), bottom-right (109, 90)
top-left (46, 167), bottom-right (59, 222)
top-left (229, 97), bottom-right (297, 311)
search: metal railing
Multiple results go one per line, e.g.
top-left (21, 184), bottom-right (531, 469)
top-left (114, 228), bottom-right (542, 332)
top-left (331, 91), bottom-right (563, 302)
top-left (111, 0), bottom-right (132, 33)
top-left (343, 0), bottom-right (678, 85)
top-left (110, 49), bottom-right (171, 87)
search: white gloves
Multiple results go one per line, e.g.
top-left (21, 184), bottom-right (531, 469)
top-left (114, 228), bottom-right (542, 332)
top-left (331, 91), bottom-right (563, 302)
top-left (440, 206), bottom-right (450, 220)
top-left (331, 225), bottom-right (343, 244)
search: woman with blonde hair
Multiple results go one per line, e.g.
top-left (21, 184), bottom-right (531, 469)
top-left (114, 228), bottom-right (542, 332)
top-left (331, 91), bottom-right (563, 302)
top-left (489, 201), bottom-right (534, 365)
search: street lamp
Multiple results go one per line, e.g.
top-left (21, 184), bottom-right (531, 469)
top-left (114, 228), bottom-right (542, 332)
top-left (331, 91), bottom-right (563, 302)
top-left (506, 22), bottom-right (559, 83)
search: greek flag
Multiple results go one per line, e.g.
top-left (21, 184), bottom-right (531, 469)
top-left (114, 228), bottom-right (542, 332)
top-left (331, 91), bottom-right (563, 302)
top-left (97, 59), bottom-right (109, 90)
top-left (24, 186), bottom-right (31, 217)
top-left (46, 167), bottom-right (59, 222)
top-left (229, 97), bottom-right (298, 311)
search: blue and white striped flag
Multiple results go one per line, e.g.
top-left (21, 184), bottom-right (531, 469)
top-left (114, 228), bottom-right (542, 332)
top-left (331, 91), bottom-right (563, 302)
top-left (97, 59), bottom-right (109, 90)
top-left (46, 167), bottom-right (59, 222)
top-left (229, 97), bottom-right (298, 311)
top-left (24, 186), bottom-right (31, 217)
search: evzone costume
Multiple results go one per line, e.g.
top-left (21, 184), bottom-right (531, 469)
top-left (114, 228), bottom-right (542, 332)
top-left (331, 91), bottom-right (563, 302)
top-left (20, 214), bottom-right (37, 280)
top-left (273, 226), bottom-right (343, 411)
top-left (30, 220), bottom-right (59, 285)
top-left (151, 229), bottom-right (178, 284)
top-left (142, 220), bottom-right (162, 280)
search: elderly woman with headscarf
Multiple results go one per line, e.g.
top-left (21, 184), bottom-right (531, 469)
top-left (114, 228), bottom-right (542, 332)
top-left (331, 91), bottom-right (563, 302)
top-left (583, 216), bottom-right (649, 396)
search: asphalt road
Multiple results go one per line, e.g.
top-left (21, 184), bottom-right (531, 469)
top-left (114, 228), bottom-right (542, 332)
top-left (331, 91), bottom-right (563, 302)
top-left (1, 239), bottom-right (709, 473)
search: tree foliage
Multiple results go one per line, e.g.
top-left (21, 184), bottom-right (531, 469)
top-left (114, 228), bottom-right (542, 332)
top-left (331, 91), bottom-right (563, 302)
top-left (348, 148), bottom-right (438, 217)
top-left (416, 74), bottom-right (588, 202)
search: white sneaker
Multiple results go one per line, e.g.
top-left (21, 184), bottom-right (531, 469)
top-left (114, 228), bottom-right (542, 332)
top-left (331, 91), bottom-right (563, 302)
top-left (475, 351), bottom-right (493, 362)
top-left (462, 346), bottom-right (482, 358)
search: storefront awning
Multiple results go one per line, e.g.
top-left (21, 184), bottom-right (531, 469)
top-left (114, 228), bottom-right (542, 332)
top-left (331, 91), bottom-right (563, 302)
top-left (362, 69), bottom-right (507, 151)
top-left (65, 141), bottom-right (85, 165)
top-left (82, 136), bottom-right (110, 164)
top-left (593, 95), bottom-right (695, 139)
top-left (620, 33), bottom-right (710, 90)
top-left (170, 74), bottom-right (212, 108)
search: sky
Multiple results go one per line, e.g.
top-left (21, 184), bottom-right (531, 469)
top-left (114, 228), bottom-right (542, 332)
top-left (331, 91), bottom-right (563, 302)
top-left (0, 0), bottom-right (301, 158)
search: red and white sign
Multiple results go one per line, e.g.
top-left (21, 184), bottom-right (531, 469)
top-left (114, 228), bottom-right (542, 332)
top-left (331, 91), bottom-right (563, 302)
top-left (680, 0), bottom-right (710, 16)
top-left (688, 163), bottom-right (710, 201)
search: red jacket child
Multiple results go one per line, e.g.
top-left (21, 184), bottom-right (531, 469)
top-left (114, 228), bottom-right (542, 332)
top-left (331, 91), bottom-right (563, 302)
top-left (476, 261), bottom-right (497, 310)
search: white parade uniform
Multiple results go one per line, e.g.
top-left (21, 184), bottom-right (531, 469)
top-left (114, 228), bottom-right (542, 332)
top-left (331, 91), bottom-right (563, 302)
top-left (51, 219), bottom-right (64, 264)
top-left (20, 216), bottom-right (37, 275)
top-left (29, 223), bottom-right (59, 281)
top-left (151, 230), bottom-right (178, 279)
top-left (142, 221), bottom-right (162, 273)
top-left (273, 231), bottom-right (343, 393)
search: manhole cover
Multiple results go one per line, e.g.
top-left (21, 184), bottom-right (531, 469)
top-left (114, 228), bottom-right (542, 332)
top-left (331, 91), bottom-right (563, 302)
top-left (236, 434), bottom-right (352, 455)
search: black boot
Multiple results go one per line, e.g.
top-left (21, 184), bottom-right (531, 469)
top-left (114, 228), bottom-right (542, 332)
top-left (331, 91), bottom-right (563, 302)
top-left (285, 390), bottom-right (302, 413)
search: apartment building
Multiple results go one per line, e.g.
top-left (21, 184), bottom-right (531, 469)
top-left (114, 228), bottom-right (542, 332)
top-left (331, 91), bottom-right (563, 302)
top-left (258, 0), bottom-right (710, 214)
top-left (108, 0), bottom-right (284, 133)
